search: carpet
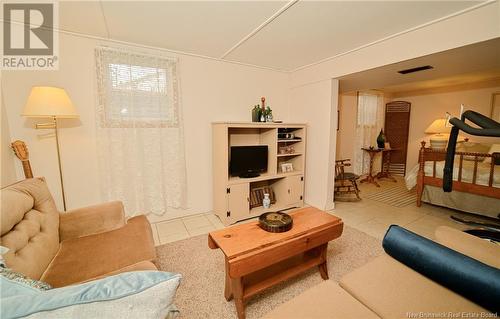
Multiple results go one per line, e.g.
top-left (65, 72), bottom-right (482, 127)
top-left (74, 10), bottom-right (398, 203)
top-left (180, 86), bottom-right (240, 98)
top-left (156, 225), bottom-right (383, 319)
top-left (365, 184), bottom-right (416, 207)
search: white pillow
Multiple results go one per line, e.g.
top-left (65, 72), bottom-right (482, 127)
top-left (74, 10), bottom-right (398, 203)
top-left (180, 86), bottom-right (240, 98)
top-left (2, 271), bottom-right (181, 319)
top-left (24, 280), bottom-right (180, 319)
top-left (483, 144), bottom-right (500, 164)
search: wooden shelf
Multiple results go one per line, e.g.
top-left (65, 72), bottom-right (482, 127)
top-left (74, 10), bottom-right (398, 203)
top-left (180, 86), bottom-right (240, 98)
top-left (277, 152), bottom-right (303, 157)
top-left (213, 122), bottom-right (306, 225)
top-left (278, 139), bottom-right (302, 143)
top-left (249, 202), bottom-right (297, 215)
top-left (242, 252), bottom-right (323, 299)
top-left (277, 171), bottom-right (303, 177)
top-left (228, 171), bottom-right (303, 185)
top-left (212, 122), bottom-right (305, 128)
top-left (228, 174), bottom-right (284, 185)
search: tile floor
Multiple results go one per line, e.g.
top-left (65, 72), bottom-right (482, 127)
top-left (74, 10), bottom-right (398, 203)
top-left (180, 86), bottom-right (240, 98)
top-left (151, 212), bottom-right (225, 246)
top-left (331, 176), bottom-right (468, 240)
top-left (151, 176), bottom-right (469, 246)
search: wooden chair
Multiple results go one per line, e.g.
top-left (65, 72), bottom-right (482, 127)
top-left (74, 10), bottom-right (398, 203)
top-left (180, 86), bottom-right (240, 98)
top-left (334, 159), bottom-right (361, 202)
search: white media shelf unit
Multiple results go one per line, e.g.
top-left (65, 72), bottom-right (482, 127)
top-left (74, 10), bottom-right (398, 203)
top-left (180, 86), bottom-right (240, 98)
top-left (212, 122), bottom-right (306, 225)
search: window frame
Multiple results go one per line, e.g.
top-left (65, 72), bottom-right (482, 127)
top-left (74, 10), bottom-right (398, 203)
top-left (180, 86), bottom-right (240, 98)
top-left (356, 92), bottom-right (380, 127)
top-left (95, 48), bottom-right (180, 129)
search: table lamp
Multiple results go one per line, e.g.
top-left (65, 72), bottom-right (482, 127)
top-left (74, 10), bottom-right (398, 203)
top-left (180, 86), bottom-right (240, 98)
top-left (425, 118), bottom-right (451, 150)
top-left (22, 86), bottom-right (78, 210)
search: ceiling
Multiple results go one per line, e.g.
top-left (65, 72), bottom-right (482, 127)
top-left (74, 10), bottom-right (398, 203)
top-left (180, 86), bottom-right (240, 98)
top-left (338, 37), bottom-right (500, 94)
top-left (46, 1), bottom-right (491, 71)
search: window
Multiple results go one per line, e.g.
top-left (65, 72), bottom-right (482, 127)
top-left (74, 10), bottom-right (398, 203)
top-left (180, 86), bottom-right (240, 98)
top-left (357, 93), bottom-right (380, 127)
top-left (94, 47), bottom-right (186, 216)
top-left (353, 92), bottom-right (384, 175)
top-left (96, 48), bottom-right (179, 128)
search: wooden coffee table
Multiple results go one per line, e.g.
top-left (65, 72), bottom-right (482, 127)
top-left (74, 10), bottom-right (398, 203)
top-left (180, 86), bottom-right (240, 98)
top-left (208, 207), bottom-right (343, 319)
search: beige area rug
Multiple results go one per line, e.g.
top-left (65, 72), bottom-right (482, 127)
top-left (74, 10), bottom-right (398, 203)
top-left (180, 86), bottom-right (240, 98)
top-left (365, 183), bottom-right (417, 207)
top-left (156, 225), bottom-right (383, 319)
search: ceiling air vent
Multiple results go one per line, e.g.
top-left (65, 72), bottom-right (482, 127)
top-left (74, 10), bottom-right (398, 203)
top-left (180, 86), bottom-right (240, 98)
top-left (398, 65), bottom-right (433, 75)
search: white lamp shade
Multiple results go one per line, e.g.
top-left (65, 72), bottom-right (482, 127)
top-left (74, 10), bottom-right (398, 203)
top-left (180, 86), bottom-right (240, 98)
top-left (23, 86), bottom-right (78, 118)
top-left (425, 118), bottom-right (450, 134)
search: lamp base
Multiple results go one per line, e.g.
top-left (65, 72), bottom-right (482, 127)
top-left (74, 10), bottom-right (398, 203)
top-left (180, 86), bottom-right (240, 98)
top-left (429, 134), bottom-right (449, 150)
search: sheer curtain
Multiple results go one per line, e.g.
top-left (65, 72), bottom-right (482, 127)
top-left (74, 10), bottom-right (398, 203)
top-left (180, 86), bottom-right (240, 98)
top-left (95, 47), bottom-right (187, 216)
top-left (353, 92), bottom-right (384, 175)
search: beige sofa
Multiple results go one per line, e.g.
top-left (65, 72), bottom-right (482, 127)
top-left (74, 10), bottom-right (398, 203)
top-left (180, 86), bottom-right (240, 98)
top-left (0, 178), bottom-right (157, 288)
top-left (264, 226), bottom-right (500, 319)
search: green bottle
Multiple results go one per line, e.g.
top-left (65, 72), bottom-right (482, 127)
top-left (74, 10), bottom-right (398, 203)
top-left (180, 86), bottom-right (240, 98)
top-left (251, 105), bottom-right (260, 122)
top-left (377, 129), bottom-right (385, 149)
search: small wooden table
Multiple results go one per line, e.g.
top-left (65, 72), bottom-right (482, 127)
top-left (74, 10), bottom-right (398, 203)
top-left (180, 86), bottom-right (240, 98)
top-left (208, 207), bottom-right (343, 319)
top-left (360, 147), bottom-right (397, 187)
top-left (376, 148), bottom-right (397, 183)
top-left (360, 147), bottom-right (383, 187)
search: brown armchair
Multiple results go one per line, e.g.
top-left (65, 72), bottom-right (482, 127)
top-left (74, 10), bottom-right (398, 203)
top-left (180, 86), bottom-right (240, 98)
top-left (0, 177), bottom-right (157, 288)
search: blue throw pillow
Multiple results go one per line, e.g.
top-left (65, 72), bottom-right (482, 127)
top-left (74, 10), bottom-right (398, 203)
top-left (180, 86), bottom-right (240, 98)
top-left (0, 266), bottom-right (52, 298)
top-left (1, 271), bottom-right (181, 319)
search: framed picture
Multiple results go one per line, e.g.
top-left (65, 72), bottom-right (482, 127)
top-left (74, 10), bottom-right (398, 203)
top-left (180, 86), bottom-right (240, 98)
top-left (491, 92), bottom-right (500, 122)
top-left (281, 163), bottom-right (293, 173)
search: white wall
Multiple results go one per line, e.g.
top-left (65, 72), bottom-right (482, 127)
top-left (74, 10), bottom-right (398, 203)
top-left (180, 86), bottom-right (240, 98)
top-left (337, 84), bottom-right (500, 177)
top-left (336, 92), bottom-right (357, 161)
top-left (337, 92), bottom-right (389, 171)
top-left (389, 81), bottom-right (500, 173)
top-left (1, 31), bottom-right (290, 220)
top-left (289, 79), bottom-right (338, 210)
top-left (2, 2), bottom-right (498, 217)
top-left (291, 2), bottom-right (499, 88)
top-left (1, 90), bottom-right (17, 187)
top-left (291, 2), bottom-right (498, 198)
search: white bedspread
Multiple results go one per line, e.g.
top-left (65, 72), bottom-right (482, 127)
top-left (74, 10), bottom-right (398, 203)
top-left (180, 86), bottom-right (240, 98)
top-left (405, 160), bottom-right (500, 190)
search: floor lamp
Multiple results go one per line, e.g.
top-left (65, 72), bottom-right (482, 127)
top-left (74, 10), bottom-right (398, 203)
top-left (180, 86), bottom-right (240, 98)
top-left (22, 86), bottom-right (78, 211)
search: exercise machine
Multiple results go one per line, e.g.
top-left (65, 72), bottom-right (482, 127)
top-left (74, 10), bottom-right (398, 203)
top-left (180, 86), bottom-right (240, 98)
top-left (443, 110), bottom-right (500, 241)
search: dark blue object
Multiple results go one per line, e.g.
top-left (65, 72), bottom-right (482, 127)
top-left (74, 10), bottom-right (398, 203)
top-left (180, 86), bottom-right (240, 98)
top-left (382, 225), bottom-right (500, 313)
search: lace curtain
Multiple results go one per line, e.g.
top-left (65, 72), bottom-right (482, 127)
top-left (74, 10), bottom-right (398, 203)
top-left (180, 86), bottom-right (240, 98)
top-left (353, 92), bottom-right (384, 175)
top-left (95, 47), bottom-right (187, 216)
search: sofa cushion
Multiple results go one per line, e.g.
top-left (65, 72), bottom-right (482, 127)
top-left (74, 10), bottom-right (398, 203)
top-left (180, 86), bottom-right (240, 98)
top-left (382, 225), bottom-right (500, 313)
top-left (434, 226), bottom-right (500, 269)
top-left (262, 280), bottom-right (379, 319)
top-left (80, 261), bottom-right (158, 283)
top-left (41, 215), bottom-right (156, 287)
top-left (0, 178), bottom-right (60, 280)
top-left (59, 201), bottom-right (126, 241)
top-left (340, 254), bottom-right (487, 318)
top-left (1, 271), bottom-right (181, 319)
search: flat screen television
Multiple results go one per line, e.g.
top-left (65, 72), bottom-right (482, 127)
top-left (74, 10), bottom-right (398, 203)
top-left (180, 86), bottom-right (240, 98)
top-left (230, 145), bottom-right (268, 178)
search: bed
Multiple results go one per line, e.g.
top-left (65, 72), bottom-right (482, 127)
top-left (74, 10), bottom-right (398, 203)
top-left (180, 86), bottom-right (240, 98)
top-left (405, 141), bottom-right (500, 218)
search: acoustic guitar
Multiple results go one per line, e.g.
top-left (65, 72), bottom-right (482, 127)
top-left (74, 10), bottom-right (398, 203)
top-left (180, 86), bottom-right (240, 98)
top-left (11, 140), bottom-right (33, 178)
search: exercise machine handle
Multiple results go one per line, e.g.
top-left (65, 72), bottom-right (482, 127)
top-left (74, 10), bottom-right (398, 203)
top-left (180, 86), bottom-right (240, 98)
top-left (443, 111), bottom-right (500, 192)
